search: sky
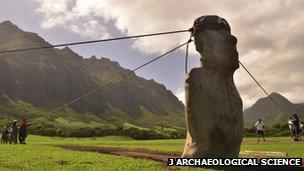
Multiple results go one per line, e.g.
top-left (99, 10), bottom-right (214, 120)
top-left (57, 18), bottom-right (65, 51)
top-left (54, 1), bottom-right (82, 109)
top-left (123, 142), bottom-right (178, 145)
top-left (0, 0), bottom-right (303, 108)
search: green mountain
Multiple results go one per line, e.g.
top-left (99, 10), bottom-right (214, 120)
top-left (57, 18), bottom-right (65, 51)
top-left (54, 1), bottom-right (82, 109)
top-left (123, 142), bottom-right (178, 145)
top-left (0, 21), bottom-right (185, 137)
top-left (244, 92), bottom-right (304, 127)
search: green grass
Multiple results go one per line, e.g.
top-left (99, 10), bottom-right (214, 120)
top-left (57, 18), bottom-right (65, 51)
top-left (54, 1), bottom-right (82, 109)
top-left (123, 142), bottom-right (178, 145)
top-left (0, 135), bottom-right (303, 170)
top-left (24, 136), bottom-right (304, 157)
top-left (0, 144), bottom-right (163, 171)
top-left (241, 137), bottom-right (304, 157)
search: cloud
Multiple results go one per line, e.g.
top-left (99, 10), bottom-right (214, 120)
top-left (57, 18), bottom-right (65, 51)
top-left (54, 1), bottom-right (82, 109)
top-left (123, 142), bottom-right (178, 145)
top-left (175, 89), bottom-right (185, 104)
top-left (32, 0), bottom-right (110, 38)
top-left (33, 0), bottom-right (72, 29)
top-left (70, 20), bottom-right (110, 38)
top-left (31, 0), bottom-right (304, 108)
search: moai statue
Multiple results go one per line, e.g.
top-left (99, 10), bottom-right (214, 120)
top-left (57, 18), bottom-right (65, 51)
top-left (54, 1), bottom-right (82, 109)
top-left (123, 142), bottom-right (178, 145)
top-left (182, 15), bottom-right (243, 158)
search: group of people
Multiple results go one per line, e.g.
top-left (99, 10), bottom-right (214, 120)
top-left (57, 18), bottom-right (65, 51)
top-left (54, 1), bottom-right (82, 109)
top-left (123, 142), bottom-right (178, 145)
top-left (254, 113), bottom-right (304, 143)
top-left (1, 119), bottom-right (30, 144)
top-left (288, 113), bottom-right (304, 141)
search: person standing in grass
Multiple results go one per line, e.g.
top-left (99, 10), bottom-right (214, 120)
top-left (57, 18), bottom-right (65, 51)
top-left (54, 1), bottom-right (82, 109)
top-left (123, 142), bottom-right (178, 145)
top-left (292, 113), bottom-right (300, 141)
top-left (9, 120), bottom-right (18, 144)
top-left (300, 122), bottom-right (304, 137)
top-left (255, 119), bottom-right (266, 142)
top-left (288, 116), bottom-right (295, 140)
top-left (19, 119), bottom-right (30, 144)
top-left (1, 126), bottom-right (9, 143)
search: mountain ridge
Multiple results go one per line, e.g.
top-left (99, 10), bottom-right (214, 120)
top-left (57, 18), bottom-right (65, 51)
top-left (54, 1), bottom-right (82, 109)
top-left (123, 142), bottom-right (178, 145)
top-left (0, 20), bottom-right (185, 134)
top-left (244, 92), bottom-right (304, 126)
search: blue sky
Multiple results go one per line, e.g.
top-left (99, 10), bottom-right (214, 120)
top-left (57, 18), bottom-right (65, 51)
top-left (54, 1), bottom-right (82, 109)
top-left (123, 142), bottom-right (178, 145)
top-left (0, 0), bottom-right (303, 108)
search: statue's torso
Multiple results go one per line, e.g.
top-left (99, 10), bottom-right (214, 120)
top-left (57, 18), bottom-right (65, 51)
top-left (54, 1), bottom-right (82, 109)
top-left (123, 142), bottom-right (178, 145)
top-left (183, 67), bottom-right (243, 157)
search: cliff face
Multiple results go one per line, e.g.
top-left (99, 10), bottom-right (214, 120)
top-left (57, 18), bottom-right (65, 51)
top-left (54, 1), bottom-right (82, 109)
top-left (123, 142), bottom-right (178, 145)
top-left (0, 21), bottom-right (185, 129)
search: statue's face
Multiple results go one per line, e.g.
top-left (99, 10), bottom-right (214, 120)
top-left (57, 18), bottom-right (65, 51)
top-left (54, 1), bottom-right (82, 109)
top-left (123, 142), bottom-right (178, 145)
top-left (195, 29), bottom-right (239, 71)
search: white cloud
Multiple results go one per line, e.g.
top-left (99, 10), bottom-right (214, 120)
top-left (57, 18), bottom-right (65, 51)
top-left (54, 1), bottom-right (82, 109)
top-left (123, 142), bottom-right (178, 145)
top-left (34, 0), bottom-right (70, 15)
top-left (31, 0), bottom-right (304, 108)
top-left (32, 0), bottom-right (110, 38)
top-left (33, 0), bottom-right (72, 29)
top-left (175, 89), bottom-right (185, 104)
top-left (70, 20), bottom-right (110, 38)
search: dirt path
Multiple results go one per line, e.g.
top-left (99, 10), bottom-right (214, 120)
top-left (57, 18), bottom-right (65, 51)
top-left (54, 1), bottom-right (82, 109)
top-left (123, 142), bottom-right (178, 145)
top-left (56, 145), bottom-right (179, 164)
top-left (56, 145), bottom-right (304, 170)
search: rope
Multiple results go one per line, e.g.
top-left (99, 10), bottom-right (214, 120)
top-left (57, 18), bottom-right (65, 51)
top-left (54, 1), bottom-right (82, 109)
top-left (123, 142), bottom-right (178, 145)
top-left (184, 39), bottom-right (191, 74)
top-left (239, 60), bottom-right (290, 118)
top-left (0, 22), bottom-right (288, 119)
top-left (51, 41), bottom-right (191, 114)
top-left (0, 29), bottom-right (190, 54)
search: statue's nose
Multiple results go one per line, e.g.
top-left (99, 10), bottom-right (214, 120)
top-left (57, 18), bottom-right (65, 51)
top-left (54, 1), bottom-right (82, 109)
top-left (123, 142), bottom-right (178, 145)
top-left (229, 35), bottom-right (237, 46)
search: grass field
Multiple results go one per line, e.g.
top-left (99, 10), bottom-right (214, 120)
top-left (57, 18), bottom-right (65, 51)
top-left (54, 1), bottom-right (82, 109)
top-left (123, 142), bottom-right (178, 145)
top-left (0, 135), bottom-right (303, 170)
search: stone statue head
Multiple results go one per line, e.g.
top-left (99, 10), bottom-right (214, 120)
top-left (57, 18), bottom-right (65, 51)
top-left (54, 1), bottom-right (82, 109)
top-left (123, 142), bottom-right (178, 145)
top-left (193, 15), bottom-right (239, 72)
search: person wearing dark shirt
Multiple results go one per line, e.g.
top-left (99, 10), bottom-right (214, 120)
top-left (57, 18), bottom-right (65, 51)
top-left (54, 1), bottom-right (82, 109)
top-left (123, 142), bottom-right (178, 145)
top-left (19, 119), bottom-right (30, 144)
top-left (292, 113), bottom-right (300, 141)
